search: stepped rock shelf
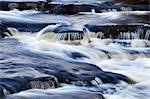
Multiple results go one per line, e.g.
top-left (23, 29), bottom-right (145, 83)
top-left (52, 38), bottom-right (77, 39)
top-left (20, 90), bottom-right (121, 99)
top-left (0, 0), bottom-right (150, 99)
top-left (0, 0), bottom-right (149, 11)
top-left (0, 38), bottom-right (134, 98)
top-left (0, 11), bottom-right (150, 40)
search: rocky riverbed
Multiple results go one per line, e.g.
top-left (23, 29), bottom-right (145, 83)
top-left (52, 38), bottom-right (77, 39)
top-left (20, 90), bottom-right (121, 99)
top-left (0, 0), bottom-right (150, 99)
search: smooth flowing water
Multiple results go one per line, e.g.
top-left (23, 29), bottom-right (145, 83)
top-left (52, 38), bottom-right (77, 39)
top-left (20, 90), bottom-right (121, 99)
top-left (6, 27), bottom-right (150, 99)
top-left (0, 1), bottom-right (150, 99)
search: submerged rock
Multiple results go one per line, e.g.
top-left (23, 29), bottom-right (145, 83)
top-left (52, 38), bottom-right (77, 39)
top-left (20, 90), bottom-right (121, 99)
top-left (4, 86), bottom-right (105, 99)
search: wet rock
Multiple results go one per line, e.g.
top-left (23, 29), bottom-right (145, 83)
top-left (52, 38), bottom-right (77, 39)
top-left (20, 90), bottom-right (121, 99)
top-left (0, 24), bottom-right (12, 38)
top-left (0, 0), bottom-right (49, 11)
top-left (48, 3), bottom-right (102, 14)
top-left (48, 1), bottom-right (149, 14)
top-left (113, 0), bottom-right (149, 5)
top-left (84, 24), bottom-right (150, 40)
top-left (112, 0), bottom-right (150, 11)
top-left (82, 11), bottom-right (150, 40)
top-left (70, 52), bottom-right (88, 59)
top-left (0, 38), bottom-right (134, 96)
top-left (0, 74), bottom-right (58, 97)
top-left (0, 0), bottom-right (149, 12)
top-left (0, 15), bottom-right (68, 33)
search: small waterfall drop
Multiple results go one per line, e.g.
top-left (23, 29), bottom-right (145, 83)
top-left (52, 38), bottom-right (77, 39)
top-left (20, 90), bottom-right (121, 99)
top-left (84, 27), bottom-right (150, 40)
top-left (29, 80), bottom-right (56, 89)
top-left (145, 30), bottom-right (150, 40)
top-left (91, 9), bottom-right (96, 14)
top-left (36, 24), bottom-right (62, 40)
top-left (7, 27), bottom-right (19, 36)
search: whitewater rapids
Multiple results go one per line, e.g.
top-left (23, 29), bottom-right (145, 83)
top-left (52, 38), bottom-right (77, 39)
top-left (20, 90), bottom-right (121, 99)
top-left (0, 9), bottom-right (150, 99)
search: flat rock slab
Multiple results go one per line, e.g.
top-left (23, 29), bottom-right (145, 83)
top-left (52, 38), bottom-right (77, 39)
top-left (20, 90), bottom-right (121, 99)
top-left (0, 11), bottom-right (149, 33)
top-left (83, 12), bottom-right (150, 39)
top-left (0, 14), bottom-right (69, 32)
top-left (0, 0), bottom-right (149, 11)
top-left (84, 24), bottom-right (150, 39)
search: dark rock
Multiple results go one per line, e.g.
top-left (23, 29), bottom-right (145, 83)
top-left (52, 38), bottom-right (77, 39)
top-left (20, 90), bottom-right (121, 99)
top-left (0, 0), bottom-right (50, 11)
top-left (48, 3), bottom-right (102, 14)
top-left (113, 0), bottom-right (149, 5)
top-left (84, 24), bottom-right (150, 39)
top-left (0, 24), bottom-right (12, 38)
top-left (0, 15), bottom-right (68, 32)
top-left (0, 38), bottom-right (134, 96)
top-left (0, 0), bottom-right (149, 12)
top-left (70, 52), bottom-right (88, 59)
top-left (48, 1), bottom-right (149, 15)
top-left (0, 75), bottom-right (58, 97)
top-left (82, 10), bottom-right (150, 40)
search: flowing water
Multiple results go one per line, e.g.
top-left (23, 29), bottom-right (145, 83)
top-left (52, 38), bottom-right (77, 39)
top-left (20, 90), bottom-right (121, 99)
top-left (3, 26), bottom-right (150, 99)
top-left (0, 1), bottom-right (150, 99)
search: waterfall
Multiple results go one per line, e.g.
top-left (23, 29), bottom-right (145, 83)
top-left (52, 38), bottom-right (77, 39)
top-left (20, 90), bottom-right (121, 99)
top-left (55, 32), bottom-right (84, 44)
top-left (36, 24), bottom-right (62, 40)
top-left (0, 87), bottom-right (10, 97)
top-left (84, 29), bottom-right (150, 40)
top-left (91, 9), bottom-right (96, 14)
top-left (7, 27), bottom-right (19, 36)
top-left (29, 80), bottom-right (56, 89)
top-left (145, 30), bottom-right (150, 40)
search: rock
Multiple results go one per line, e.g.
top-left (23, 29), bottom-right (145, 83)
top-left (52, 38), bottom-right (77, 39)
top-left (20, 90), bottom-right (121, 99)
top-left (0, 0), bottom-right (49, 11)
top-left (113, 0), bottom-right (149, 5)
top-left (69, 52), bottom-right (88, 59)
top-left (0, 14), bottom-right (68, 33)
top-left (112, 0), bottom-right (149, 11)
top-left (0, 0), bottom-right (149, 12)
top-left (47, 1), bottom-right (149, 14)
top-left (48, 3), bottom-right (103, 14)
top-left (0, 38), bottom-right (134, 96)
top-left (0, 24), bottom-right (12, 38)
top-left (83, 12), bottom-right (150, 40)
top-left (84, 24), bottom-right (150, 40)
top-left (0, 74), bottom-right (58, 97)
